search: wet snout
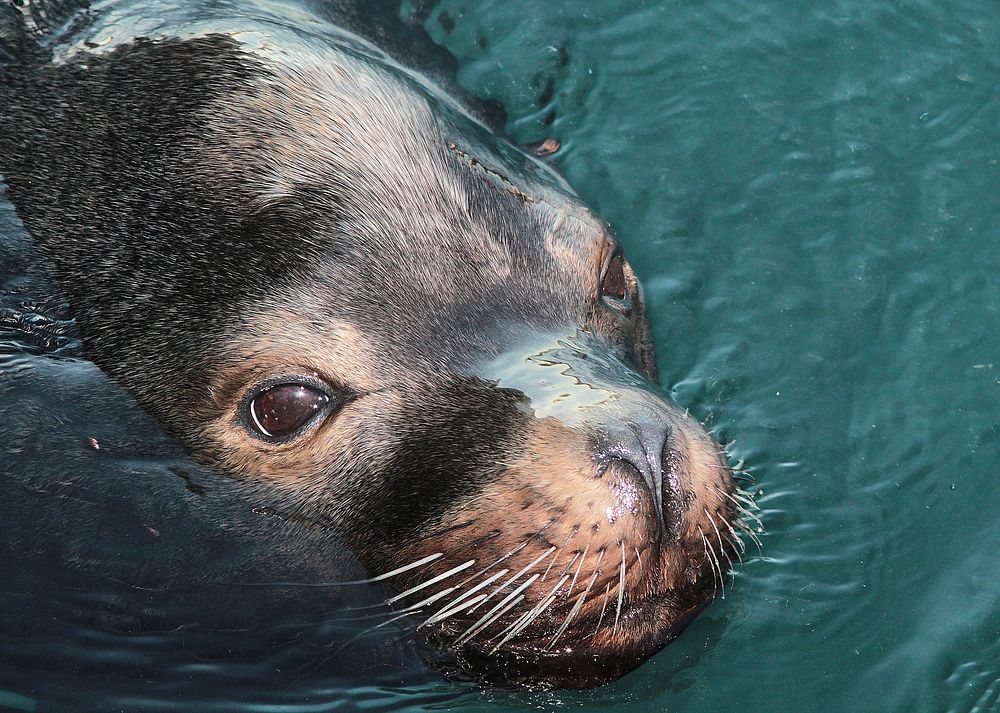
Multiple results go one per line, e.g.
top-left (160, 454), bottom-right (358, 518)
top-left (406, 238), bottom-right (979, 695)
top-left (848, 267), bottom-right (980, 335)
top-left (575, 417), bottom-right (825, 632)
top-left (486, 331), bottom-right (697, 539)
top-left (388, 330), bottom-right (738, 687)
top-left (591, 407), bottom-right (673, 532)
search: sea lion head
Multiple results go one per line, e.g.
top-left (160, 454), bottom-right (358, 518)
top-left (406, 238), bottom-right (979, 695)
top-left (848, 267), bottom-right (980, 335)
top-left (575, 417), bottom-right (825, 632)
top-left (0, 30), bottom-right (748, 689)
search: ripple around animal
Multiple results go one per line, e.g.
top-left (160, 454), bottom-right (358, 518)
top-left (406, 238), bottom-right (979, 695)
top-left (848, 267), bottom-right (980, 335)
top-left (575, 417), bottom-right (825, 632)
top-left (1, 0), bottom-right (999, 711)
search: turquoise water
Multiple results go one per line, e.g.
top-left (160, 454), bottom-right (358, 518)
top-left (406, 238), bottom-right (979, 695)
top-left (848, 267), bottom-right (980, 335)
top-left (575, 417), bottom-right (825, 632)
top-left (412, 1), bottom-right (1000, 711)
top-left (1, 0), bottom-right (998, 711)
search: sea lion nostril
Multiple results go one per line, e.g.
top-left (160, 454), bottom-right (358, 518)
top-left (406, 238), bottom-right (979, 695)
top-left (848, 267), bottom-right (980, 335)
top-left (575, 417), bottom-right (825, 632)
top-left (591, 417), bottom-right (672, 525)
top-left (603, 459), bottom-right (656, 525)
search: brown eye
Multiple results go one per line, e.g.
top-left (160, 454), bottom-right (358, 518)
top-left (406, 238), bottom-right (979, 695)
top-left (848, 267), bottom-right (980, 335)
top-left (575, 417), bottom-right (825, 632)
top-left (249, 383), bottom-right (329, 439)
top-left (602, 250), bottom-right (627, 300)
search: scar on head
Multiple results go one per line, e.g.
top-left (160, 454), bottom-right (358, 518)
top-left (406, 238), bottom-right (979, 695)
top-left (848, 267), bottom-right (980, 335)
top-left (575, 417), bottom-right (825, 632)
top-left (447, 142), bottom-right (536, 204)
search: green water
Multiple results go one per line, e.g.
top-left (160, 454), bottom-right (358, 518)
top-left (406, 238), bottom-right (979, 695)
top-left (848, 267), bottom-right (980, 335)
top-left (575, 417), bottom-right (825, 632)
top-left (1, 1), bottom-right (996, 710)
top-left (409, 1), bottom-right (1000, 711)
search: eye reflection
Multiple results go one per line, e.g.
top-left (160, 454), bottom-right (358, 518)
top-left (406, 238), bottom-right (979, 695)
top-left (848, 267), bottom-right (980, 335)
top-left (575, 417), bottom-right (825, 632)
top-left (249, 383), bottom-right (329, 439)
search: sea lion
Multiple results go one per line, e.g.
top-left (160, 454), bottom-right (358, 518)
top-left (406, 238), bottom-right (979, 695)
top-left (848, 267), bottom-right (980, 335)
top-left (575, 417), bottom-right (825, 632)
top-left (0, 0), bottom-right (747, 692)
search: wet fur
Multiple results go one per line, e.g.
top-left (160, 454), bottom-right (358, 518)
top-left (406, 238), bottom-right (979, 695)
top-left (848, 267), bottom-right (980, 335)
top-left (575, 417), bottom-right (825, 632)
top-left (0, 0), bottom-right (747, 691)
top-left (0, 27), bottom-right (645, 544)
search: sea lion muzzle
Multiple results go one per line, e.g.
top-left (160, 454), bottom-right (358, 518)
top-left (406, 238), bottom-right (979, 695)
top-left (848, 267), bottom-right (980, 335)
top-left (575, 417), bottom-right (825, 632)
top-left (482, 330), bottom-right (686, 529)
top-left (354, 330), bottom-right (741, 688)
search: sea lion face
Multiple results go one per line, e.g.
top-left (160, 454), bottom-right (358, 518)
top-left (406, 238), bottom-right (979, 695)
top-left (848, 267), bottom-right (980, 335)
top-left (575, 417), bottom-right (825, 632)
top-left (172, 42), bottom-right (742, 688)
top-left (1, 32), bottom-right (743, 689)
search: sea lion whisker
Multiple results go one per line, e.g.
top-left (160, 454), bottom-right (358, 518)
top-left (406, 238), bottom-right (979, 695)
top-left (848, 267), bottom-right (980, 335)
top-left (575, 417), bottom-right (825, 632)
top-left (705, 510), bottom-right (729, 571)
top-left (720, 517), bottom-right (746, 561)
top-left (734, 519), bottom-right (764, 551)
top-left (420, 593), bottom-right (489, 628)
top-left (736, 499), bottom-right (761, 519)
top-left (459, 582), bottom-right (537, 645)
top-left (720, 545), bottom-right (734, 573)
top-left (492, 592), bottom-right (560, 652)
top-left (338, 608), bottom-right (419, 623)
top-left (613, 542), bottom-right (626, 633)
top-left (708, 536), bottom-right (725, 600)
top-left (468, 540), bottom-right (530, 579)
top-left (735, 498), bottom-right (759, 515)
top-left (698, 526), bottom-right (719, 597)
top-left (339, 589), bottom-right (452, 621)
top-left (450, 539), bottom-right (528, 592)
top-left (394, 586), bottom-right (459, 615)
top-left (568, 543), bottom-right (590, 594)
top-left (491, 573), bottom-right (571, 650)
top-left (719, 489), bottom-right (750, 510)
top-left (488, 607), bottom-right (536, 649)
top-left (360, 552), bottom-right (445, 582)
top-left (384, 559), bottom-right (476, 605)
top-left (709, 539), bottom-right (725, 599)
top-left (236, 551), bottom-right (445, 589)
top-left (454, 594), bottom-right (526, 648)
top-left (712, 528), bottom-right (735, 574)
top-left (736, 505), bottom-right (765, 532)
top-left (455, 574), bottom-right (539, 646)
top-left (541, 547), bottom-right (561, 582)
top-left (592, 581), bottom-right (612, 638)
top-left (422, 568), bottom-right (510, 625)
top-left (468, 546), bottom-right (555, 614)
top-left (488, 582), bottom-right (556, 647)
top-left (548, 549), bottom-right (604, 649)
top-left (735, 505), bottom-right (763, 527)
top-left (720, 490), bottom-right (764, 531)
top-left (558, 551), bottom-right (581, 579)
top-left (548, 593), bottom-right (585, 649)
top-left (334, 609), bottom-right (422, 654)
top-left (701, 533), bottom-right (719, 599)
top-left (734, 489), bottom-right (761, 512)
top-left (716, 491), bottom-right (742, 523)
top-left (542, 527), bottom-right (580, 582)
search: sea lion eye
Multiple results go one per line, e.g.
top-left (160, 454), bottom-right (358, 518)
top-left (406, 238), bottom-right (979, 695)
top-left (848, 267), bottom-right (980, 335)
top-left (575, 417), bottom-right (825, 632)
top-left (602, 250), bottom-right (627, 301)
top-left (248, 383), bottom-right (329, 440)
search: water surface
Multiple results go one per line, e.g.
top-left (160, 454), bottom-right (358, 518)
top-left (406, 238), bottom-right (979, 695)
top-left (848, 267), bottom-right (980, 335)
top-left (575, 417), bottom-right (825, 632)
top-left (417, 1), bottom-right (998, 711)
top-left (2, 0), bottom-right (999, 711)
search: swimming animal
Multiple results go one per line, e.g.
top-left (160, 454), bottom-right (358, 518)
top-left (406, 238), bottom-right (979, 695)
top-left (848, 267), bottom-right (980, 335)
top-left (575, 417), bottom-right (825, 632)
top-left (0, 0), bottom-right (752, 692)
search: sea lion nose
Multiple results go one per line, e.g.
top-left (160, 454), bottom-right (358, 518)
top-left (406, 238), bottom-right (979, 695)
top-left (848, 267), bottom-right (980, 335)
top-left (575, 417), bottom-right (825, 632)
top-left (592, 417), bottom-right (671, 526)
top-left (483, 331), bottom-right (688, 527)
